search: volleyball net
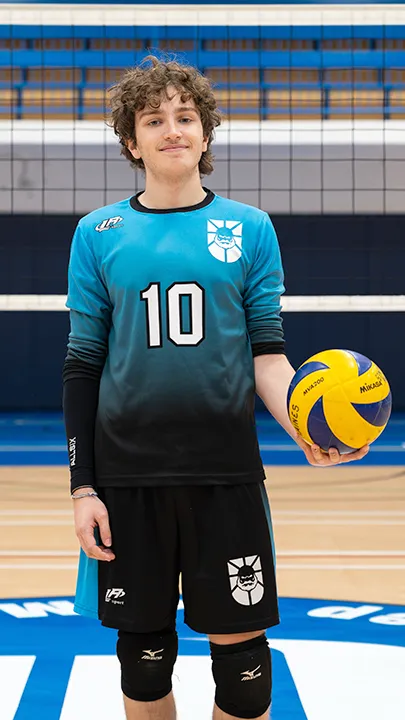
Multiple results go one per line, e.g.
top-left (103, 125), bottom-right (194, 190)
top-left (1, 3), bottom-right (405, 214)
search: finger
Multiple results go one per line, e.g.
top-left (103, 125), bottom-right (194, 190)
top-left (311, 445), bottom-right (328, 465)
top-left (97, 512), bottom-right (112, 548)
top-left (328, 447), bottom-right (341, 464)
top-left (79, 529), bottom-right (115, 561)
top-left (341, 445), bottom-right (370, 463)
top-left (88, 545), bottom-right (116, 562)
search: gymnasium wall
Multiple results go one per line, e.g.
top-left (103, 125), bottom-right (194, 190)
top-left (2, 212), bottom-right (403, 411)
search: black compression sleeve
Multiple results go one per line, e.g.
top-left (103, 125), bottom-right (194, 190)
top-left (252, 341), bottom-right (286, 357)
top-left (62, 358), bottom-right (103, 494)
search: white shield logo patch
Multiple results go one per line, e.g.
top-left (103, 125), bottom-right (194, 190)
top-left (207, 220), bottom-right (242, 263)
top-left (228, 555), bottom-right (264, 606)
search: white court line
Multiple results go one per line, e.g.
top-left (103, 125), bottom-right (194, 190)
top-left (0, 510), bottom-right (71, 516)
top-left (0, 520), bottom-right (73, 526)
top-left (0, 564), bottom-right (77, 570)
top-left (276, 519), bottom-right (405, 526)
top-left (274, 510), bottom-right (405, 517)
top-left (4, 519), bottom-right (405, 527)
top-left (1, 563), bottom-right (404, 571)
top-left (1, 549), bottom-right (405, 558)
top-left (0, 551), bottom-right (78, 557)
top-left (2, 509), bottom-right (405, 517)
top-left (278, 564), bottom-right (405, 570)
top-left (2, 563), bottom-right (405, 571)
top-left (278, 550), bottom-right (405, 557)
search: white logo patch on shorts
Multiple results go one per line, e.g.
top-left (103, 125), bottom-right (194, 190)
top-left (105, 588), bottom-right (125, 605)
top-left (228, 555), bottom-right (264, 606)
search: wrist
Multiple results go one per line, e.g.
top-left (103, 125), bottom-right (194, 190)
top-left (71, 486), bottom-right (95, 497)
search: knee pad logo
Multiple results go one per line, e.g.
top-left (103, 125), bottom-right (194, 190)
top-left (141, 649), bottom-right (164, 661)
top-left (241, 665), bottom-right (262, 681)
top-left (227, 555), bottom-right (264, 606)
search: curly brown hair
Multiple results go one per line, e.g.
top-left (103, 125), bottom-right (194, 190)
top-left (107, 55), bottom-right (222, 176)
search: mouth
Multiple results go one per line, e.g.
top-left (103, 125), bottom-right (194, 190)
top-left (160, 146), bottom-right (188, 152)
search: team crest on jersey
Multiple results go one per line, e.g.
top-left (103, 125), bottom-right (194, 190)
top-left (228, 555), bottom-right (264, 606)
top-left (207, 220), bottom-right (243, 263)
top-left (95, 216), bottom-right (124, 232)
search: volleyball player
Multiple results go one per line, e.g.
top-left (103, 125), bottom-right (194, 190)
top-left (63, 56), bottom-right (369, 720)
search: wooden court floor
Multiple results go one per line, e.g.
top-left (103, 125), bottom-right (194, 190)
top-left (1, 465), bottom-right (404, 605)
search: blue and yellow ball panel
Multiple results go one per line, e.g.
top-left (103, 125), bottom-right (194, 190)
top-left (286, 361), bottom-right (330, 411)
top-left (288, 349), bottom-right (392, 453)
top-left (307, 397), bottom-right (357, 454)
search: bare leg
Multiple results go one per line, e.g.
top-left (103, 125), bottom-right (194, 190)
top-left (123, 691), bottom-right (176, 720)
top-left (213, 704), bottom-right (269, 720)
top-left (209, 630), bottom-right (270, 720)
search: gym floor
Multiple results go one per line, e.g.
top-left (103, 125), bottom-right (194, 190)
top-left (1, 413), bottom-right (404, 718)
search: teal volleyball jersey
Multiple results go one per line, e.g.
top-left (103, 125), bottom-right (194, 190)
top-left (66, 190), bottom-right (285, 486)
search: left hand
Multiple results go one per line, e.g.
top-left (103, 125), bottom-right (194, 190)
top-left (295, 433), bottom-right (370, 466)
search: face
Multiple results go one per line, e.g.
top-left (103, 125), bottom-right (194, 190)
top-left (237, 565), bottom-right (258, 592)
top-left (127, 86), bottom-right (208, 179)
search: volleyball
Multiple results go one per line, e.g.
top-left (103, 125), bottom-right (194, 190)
top-left (287, 349), bottom-right (392, 454)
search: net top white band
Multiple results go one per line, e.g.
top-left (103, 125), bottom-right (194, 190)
top-left (2, 4), bottom-right (405, 27)
top-left (2, 295), bottom-right (405, 312)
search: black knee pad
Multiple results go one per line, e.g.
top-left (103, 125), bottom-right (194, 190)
top-left (116, 627), bottom-right (178, 702)
top-left (210, 634), bottom-right (272, 719)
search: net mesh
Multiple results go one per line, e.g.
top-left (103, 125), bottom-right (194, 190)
top-left (1, 3), bottom-right (405, 214)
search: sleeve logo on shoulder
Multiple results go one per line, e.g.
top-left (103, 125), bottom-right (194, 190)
top-left (95, 216), bottom-right (124, 232)
top-left (207, 220), bottom-right (243, 263)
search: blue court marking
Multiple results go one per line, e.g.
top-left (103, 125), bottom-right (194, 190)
top-left (1, 412), bottom-right (405, 465)
top-left (1, 596), bottom-right (404, 719)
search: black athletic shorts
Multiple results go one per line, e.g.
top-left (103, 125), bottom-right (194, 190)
top-left (96, 482), bottom-right (279, 635)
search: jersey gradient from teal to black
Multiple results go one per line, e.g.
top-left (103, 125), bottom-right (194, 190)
top-left (66, 190), bottom-right (285, 487)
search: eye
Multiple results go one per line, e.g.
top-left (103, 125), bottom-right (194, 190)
top-left (148, 119), bottom-right (161, 126)
top-left (179, 117), bottom-right (192, 123)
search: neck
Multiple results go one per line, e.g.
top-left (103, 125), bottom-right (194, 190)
top-left (139, 171), bottom-right (206, 209)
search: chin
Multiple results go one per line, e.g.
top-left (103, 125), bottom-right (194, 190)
top-left (159, 158), bottom-right (196, 174)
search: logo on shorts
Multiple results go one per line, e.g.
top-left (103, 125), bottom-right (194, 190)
top-left (241, 665), bottom-right (262, 681)
top-left (207, 220), bottom-right (243, 263)
top-left (228, 555), bottom-right (264, 606)
top-left (105, 588), bottom-right (125, 605)
top-left (141, 649), bottom-right (164, 661)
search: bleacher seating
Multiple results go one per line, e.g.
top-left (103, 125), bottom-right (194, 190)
top-left (1, 24), bottom-right (405, 120)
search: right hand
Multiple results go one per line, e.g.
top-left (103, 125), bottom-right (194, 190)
top-left (73, 494), bottom-right (116, 562)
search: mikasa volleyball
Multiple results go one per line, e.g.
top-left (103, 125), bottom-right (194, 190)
top-left (287, 349), bottom-right (392, 454)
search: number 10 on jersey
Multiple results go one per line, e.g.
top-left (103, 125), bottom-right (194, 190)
top-left (140, 282), bottom-right (205, 348)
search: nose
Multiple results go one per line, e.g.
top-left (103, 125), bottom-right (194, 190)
top-left (163, 118), bottom-right (182, 141)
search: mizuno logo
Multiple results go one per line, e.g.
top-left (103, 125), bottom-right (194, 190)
top-left (141, 649), bottom-right (164, 661)
top-left (105, 588), bottom-right (125, 604)
top-left (241, 665), bottom-right (262, 681)
top-left (95, 216), bottom-right (124, 232)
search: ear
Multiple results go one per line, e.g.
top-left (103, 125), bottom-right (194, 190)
top-left (127, 138), bottom-right (141, 160)
top-left (202, 136), bottom-right (208, 153)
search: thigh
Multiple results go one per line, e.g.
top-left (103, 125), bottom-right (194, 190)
top-left (179, 482), bottom-right (279, 635)
top-left (97, 486), bottom-right (179, 632)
